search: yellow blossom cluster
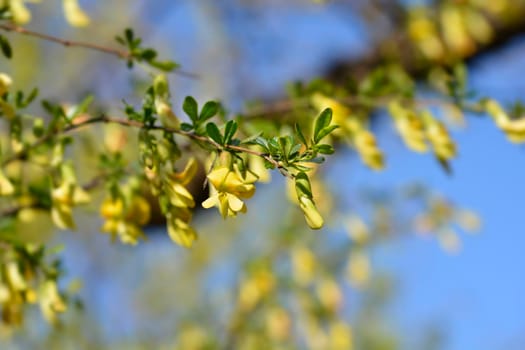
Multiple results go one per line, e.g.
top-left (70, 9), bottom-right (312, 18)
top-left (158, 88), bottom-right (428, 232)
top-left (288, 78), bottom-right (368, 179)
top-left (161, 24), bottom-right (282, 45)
top-left (407, 3), bottom-right (494, 61)
top-left (0, 257), bottom-right (66, 327)
top-left (51, 164), bottom-right (91, 230)
top-left (389, 102), bottom-right (457, 161)
top-left (164, 158), bottom-right (198, 247)
top-left (100, 194), bottom-right (150, 245)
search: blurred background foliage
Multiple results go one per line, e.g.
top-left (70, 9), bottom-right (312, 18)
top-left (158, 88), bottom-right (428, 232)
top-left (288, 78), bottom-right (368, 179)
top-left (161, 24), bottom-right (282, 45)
top-left (1, 0), bottom-right (525, 349)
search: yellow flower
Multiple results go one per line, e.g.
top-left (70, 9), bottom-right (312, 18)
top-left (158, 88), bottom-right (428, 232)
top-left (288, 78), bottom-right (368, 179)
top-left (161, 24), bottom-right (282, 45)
top-left (421, 111), bottom-right (456, 160)
top-left (441, 4), bottom-right (475, 57)
top-left (0, 73), bottom-right (12, 96)
top-left (39, 280), bottom-right (67, 324)
top-left (5, 261), bottom-right (27, 292)
top-left (389, 101), bottom-right (428, 152)
top-left (485, 99), bottom-right (525, 143)
top-left (51, 181), bottom-right (90, 230)
top-left (353, 130), bottom-right (385, 170)
top-left (408, 9), bottom-right (444, 61)
top-left (202, 166), bottom-right (256, 218)
top-left (9, 0), bottom-right (32, 24)
top-left (0, 169), bottom-right (15, 196)
top-left (62, 0), bottom-right (90, 27)
top-left (166, 211), bottom-right (198, 248)
top-left (100, 195), bottom-right (150, 245)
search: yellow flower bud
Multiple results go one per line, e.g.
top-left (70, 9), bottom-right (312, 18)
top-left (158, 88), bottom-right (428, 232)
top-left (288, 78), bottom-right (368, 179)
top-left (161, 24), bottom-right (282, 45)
top-left (299, 196), bottom-right (324, 229)
top-left (0, 73), bottom-right (12, 96)
top-left (100, 198), bottom-right (124, 219)
top-left (294, 172), bottom-right (324, 229)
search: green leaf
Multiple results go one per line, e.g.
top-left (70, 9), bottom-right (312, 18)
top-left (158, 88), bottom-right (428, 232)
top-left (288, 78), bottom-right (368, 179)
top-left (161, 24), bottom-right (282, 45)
top-left (68, 95), bottom-right (93, 120)
top-left (115, 36), bottom-right (125, 45)
top-left (183, 96), bottom-right (199, 122)
top-left (223, 120), bottom-right (238, 144)
top-left (240, 132), bottom-right (263, 145)
top-left (253, 137), bottom-right (269, 152)
top-left (0, 35), bottom-right (12, 59)
top-left (309, 156), bottom-right (326, 164)
top-left (149, 60), bottom-right (179, 72)
top-left (315, 144), bottom-right (334, 155)
top-left (140, 49), bottom-right (157, 61)
top-left (24, 88), bottom-right (39, 107)
top-left (180, 122), bottom-right (193, 131)
top-left (206, 122), bottom-right (223, 145)
top-left (268, 137), bottom-right (281, 154)
top-left (124, 28), bottom-right (134, 44)
top-left (278, 136), bottom-right (293, 158)
top-left (200, 101), bottom-right (219, 122)
top-left (294, 123), bottom-right (308, 146)
top-left (289, 143), bottom-right (302, 159)
top-left (313, 108), bottom-right (333, 144)
top-left (315, 125), bottom-right (339, 143)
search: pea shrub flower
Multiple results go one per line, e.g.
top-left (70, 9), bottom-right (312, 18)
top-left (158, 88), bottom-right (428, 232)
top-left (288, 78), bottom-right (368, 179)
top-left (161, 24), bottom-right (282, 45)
top-left (202, 166), bottom-right (257, 218)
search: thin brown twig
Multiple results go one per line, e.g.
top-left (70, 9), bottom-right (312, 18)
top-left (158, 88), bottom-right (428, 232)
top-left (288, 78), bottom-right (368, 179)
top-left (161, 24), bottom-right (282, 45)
top-left (2, 115), bottom-right (286, 177)
top-left (0, 22), bottom-right (199, 79)
top-left (101, 116), bottom-right (286, 174)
